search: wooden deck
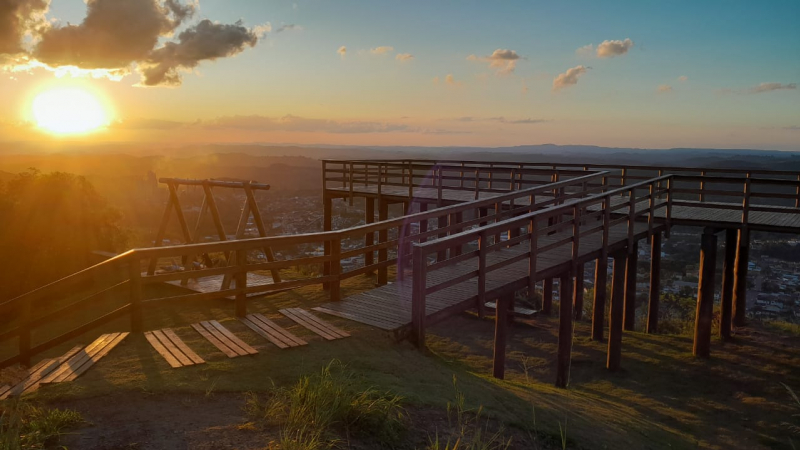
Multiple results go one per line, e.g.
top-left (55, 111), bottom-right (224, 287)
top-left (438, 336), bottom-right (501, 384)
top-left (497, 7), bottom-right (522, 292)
top-left (314, 221), bottom-right (654, 332)
top-left (327, 185), bottom-right (539, 205)
top-left (166, 272), bottom-right (273, 297)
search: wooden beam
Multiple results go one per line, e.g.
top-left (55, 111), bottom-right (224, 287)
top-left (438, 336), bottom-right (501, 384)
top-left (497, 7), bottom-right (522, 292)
top-left (607, 252), bottom-right (626, 372)
top-left (556, 271), bottom-right (574, 388)
top-left (378, 198), bottom-right (389, 285)
top-left (542, 278), bottom-right (553, 315)
top-left (492, 293), bottom-right (512, 379)
top-left (573, 264), bottom-right (584, 321)
top-left (147, 194), bottom-right (173, 275)
top-left (323, 195), bottom-right (332, 290)
top-left (720, 228), bottom-right (737, 340)
top-left (243, 183), bottom-right (282, 283)
top-left (592, 257), bottom-right (607, 341)
top-left (364, 198), bottom-right (375, 273)
top-left (235, 250), bottom-right (247, 318)
top-left (623, 241), bottom-right (638, 331)
top-left (646, 233), bottom-right (661, 334)
top-left (731, 227), bottom-right (749, 327)
top-left (693, 229), bottom-right (717, 358)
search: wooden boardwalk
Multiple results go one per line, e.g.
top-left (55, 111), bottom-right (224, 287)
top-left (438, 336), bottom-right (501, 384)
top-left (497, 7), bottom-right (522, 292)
top-left (314, 221), bottom-right (654, 332)
top-left (145, 328), bottom-right (205, 368)
top-left (167, 272), bottom-right (274, 297)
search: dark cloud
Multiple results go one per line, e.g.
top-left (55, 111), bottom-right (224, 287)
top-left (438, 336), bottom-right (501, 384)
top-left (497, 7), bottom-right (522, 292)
top-left (34, 0), bottom-right (195, 69)
top-left (0, 0), bottom-right (49, 55)
top-left (139, 19), bottom-right (258, 86)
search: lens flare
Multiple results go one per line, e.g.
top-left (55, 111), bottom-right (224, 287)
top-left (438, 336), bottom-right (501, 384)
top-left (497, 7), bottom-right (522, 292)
top-left (32, 88), bottom-right (110, 135)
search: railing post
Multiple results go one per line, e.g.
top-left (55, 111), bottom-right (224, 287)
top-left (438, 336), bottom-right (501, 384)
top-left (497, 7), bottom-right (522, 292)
top-left (478, 230), bottom-right (487, 318)
top-left (627, 187), bottom-right (636, 250)
top-left (437, 165), bottom-right (443, 207)
top-left (474, 169), bottom-right (480, 200)
top-left (348, 162), bottom-right (354, 206)
top-left (330, 238), bottom-right (341, 301)
top-left (235, 250), bottom-right (248, 317)
top-left (460, 162), bottom-right (465, 188)
top-left (666, 177), bottom-right (673, 238)
top-left (528, 217), bottom-right (538, 301)
top-left (741, 178), bottom-right (751, 225)
top-left (322, 161), bottom-right (328, 191)
top-left (129, 257), bottom-right (143, 333)
top-left (699, 170), bottom-right (706, 202)
top-left (407, 161), bottom-right (414, 199)
top-left (795, 174), bottom-right (800, 209)
top-left (411, 245), bottom-right (427, 348)
top-left (19, 296), bottom-right (32, 367)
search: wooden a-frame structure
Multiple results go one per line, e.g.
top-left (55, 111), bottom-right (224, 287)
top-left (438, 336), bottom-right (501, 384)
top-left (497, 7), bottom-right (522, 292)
top-left (146, 178), bottom-right (282, 287)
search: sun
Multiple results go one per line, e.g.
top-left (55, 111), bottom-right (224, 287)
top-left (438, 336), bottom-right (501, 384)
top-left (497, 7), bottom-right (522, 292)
top-left (32, 88), bottom-right (111, 135)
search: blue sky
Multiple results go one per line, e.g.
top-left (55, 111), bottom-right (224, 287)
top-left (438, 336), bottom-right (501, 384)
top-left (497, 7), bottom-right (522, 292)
top-left (3, 0), bottom-right (799, 149)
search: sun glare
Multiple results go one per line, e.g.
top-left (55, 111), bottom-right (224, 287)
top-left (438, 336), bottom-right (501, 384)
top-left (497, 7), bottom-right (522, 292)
top-left (32, 88), bottom-right (111, 135)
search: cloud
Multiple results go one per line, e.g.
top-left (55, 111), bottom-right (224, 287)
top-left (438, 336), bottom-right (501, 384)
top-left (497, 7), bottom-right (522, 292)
top-left (370, 46), bottom-right (394, 55)
top-left (657, 84), bottom-right (673, 93)
top-left (395, 53), bottom-right (414, 61)
top-left (450, 116), bottom-right (548, 125)
top-left (111, 118), bottom-right (189, 130)
top-left (575, 44), bottom-right (594, 57)
top-left (467, 48), bottom-right (521, 75)
top-left (552, 65), bottom-right (589, 91)
top-left (781, 126), bottom-right (800, 131)
top-left (748, 82), bottom-right (796, 94)
top-left (0, 0), bottom-right (50, 55)
top-left (138, 19), bottom-right (259, 86)
top-left (678, 75), bottom-right (688, 82)
top-left (275, 24), bottom-right (301, 33)
top-left (337, 45), bottom-right (346, 58)
top-left (445, 74), bottom-right (460, 86)
top-left (595, 38), bottom-right (634, 58)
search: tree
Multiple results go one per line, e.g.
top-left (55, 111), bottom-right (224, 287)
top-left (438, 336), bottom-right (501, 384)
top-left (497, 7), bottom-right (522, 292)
top-left (0, 170), bottom-right (128, 300)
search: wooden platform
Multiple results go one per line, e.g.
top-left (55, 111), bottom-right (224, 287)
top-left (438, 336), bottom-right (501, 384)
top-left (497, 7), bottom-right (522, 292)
top-left (279, 308), bottom-right (350, 340)
top-left (327, 185), bottom-right (511, 205)
top-left (167, 272), bottom-right (274, 297)
top-left (314, 221), bottom-right (654, 332)
top-left (145, 328), bottom-right (205, 368)
top-left (191, 320), bottom-right (258, 357)
top-left (240, 313), bottom-right (307, 349)
top-left (40, 332), bottom-right (129, 385)
top-left (0, 345), bottom-right (84, 399)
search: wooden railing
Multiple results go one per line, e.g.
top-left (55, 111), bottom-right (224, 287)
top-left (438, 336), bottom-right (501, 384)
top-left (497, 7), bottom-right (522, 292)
top-left (0, 171), bottom-right (607, 369)
top-left (409, 175), bottom-right (673, 346)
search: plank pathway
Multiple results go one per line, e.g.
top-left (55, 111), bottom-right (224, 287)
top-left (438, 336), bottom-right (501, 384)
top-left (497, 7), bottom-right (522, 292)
top-left (191, 320), bottom-right (258, 358)
top-left (145, 328), bottom-right (205, 368)
top-left (240, 313), bottom-right (307, 349)
top-left (279, 308), bottom-right (350, 341)
top-left (0, 345), bottom-right (84, 399)
top-left (39, 332), bottom-right (129, 386)
top-left (314, 222), bottom-right (653, 332)
top-left (167, 272), bottom-right (274, 297)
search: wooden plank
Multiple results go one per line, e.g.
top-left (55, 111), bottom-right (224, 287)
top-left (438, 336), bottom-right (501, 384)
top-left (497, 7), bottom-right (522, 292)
top-left (279, 308), bottom-right (343, 340)
top-left (145, 331), bottom-right (182, 368)
top-left (240, 317), bottom-right (288, 348)
top-left (40, 333), bottom-right (119, 385)
top-left (249, 313), bottom-right (308, 346)
top-left (191, 323), bottom-right (238, 358)
top-left (243, 314), bottom-right (307, 348)
top-left (161, 329), bottom-right (205, 364)
top-left (208, 320), bottom-right (258, 355)
top-left (2, 345), bottom-right (83, 398)
top-left (290, 308), bottom-right (351, 338)
top-left (0, 385), bottom-right (9, 398)
top-left (152, 329), bottom-right (194, 366)
top-left (61, 332), bottom-right (129, 382)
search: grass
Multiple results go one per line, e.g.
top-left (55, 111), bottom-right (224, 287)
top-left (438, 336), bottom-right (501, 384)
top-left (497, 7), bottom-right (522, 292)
top-left (0, 400), bottom-right (82, 450)
top-left (768, 321), bottom-right (800, 338)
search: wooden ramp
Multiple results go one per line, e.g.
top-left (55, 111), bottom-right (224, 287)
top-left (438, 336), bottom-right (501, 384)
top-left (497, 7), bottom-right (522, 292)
top-left (239, 313), bottom-right (307, 349)
top-left (39, 333), bottom-right (129, 385)
top-left (167, 272), bottom-right (274, 297)
top-left (0, 345), bottom-right (83, 399)
top-left (279, 308), bottom-right (350, 341)
top-left (145, 329), bottom-right (205, 368)
top-left (191, 320), bottom-right (258, 358)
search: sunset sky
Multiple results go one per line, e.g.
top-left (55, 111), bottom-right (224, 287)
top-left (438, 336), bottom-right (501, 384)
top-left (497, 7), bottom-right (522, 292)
top-left (1, 0), bottom-right (798, 150)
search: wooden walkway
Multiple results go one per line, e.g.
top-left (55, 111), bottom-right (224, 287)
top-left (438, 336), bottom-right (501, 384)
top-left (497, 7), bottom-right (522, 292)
top-left (192, 320), bottom-right (258, 358)
top-left (280, 308), bottom-right (351, 340)
top-left (240, 313), bottom-right (307, 349)
top-left (314, 222), bottom-right (653, 332)
top-left (145, 328), bottom-right (205, 368)
top-left (167, 272), bottom-right (273, 297)
top-left (41, 333), bottom-right (129, 385)
top-left (327, 185), bottom-right (543, 205)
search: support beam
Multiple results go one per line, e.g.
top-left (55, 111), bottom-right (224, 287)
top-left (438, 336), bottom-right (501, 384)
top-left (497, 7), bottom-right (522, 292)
top-left (542, 278), bottom-right (553, 315)
top-left (492, 293), bottom-right (512, 379)
top-left (322, 195), bottom-right (332, 290)
top-left (732, 227), bottom-right (749, 327)
top-left (607, 252), bottom-right (626, 372)
top-left (693, 229), bottom-right (717, 358)
top-left (377, 199), bottom-right (389, 285)
top-left (555, 271), bottom-right (574, 388)
top-left (592, 257), bottom-right (608, 341)
top-left (364, 198), bottom-right (375, 273)
top-left (720, 228), bottom-right (737, 340)
top-left (573, 264), bottom-right (584, 321)
top-left (624, 241), bottom-right (639, 331)
top-left (647, 233), bottom-right (662, 334)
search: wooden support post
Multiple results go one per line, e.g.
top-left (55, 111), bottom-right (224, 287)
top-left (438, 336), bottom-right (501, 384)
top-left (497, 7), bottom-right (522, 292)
top-left (646, 233), bottom-right (662, 334)
top-left (419, 202), bottom-right (428, 243)
top-left (451, 211), bottom-right (463, 257)
top-left (147, 195), bottom-right (173, 275)
top-left (378, 199), bottom-right (389, 285)
top-left (364, 198), bottom-right (375, 273)
top-left (235, 250), bottom-right (248, 317)
top-left (555, 271), bottom-right (574, 388)
top-left (330, 238), bottom-right (341, 302)
top-left (732, 227), bottom-right (749, 327)
top-left (573, 264), bottom-right (584, 321)
top-left (591, 257), bottom-right (609, 341)
top-left (492, 293), bottom-right (512, 379)
top-left (323, 195), bottom-right (333, 290)
top-left (693, 229), bottom-right (717, 358)
top-left (129, 258), bottom-right (143, 332)
top-left (411, 247), bottom-right (427, 349)
top-left (624, 241), bottom-right (638, 331)
top-left (607, 252), bottom-right (626, 372)
top-left (437, 214), bottom-right (448, 262)
top-left (243, 184), bottom-right (282, 283)
top-left (720, 228), bottom-right (737, 340)
top-left (542, 278), bottom-right (553, 315)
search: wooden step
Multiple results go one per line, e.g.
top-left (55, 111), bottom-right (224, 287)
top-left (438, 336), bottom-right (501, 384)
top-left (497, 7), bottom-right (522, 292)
top-left (0, 345), bottom-right (84, 399)
top-left (484, 302), bottom-right (538, 317)
top-left (145, 328), bottom-right (205, 368)
top-left (239, 313), bottom-right (307, 349)
top-left (40, 332), bottom-right (129, 385)
top-left (279, 308), bottom-right (350, 341)
top-left (191, 320), bottom-right (258, 358)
